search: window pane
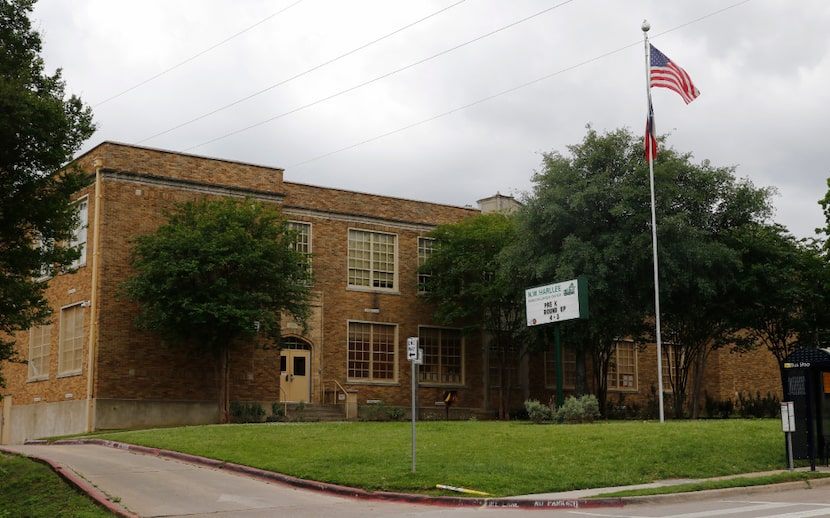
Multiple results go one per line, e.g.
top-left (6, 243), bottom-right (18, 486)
top-left (348, 229), bottom-right (396, 290)
top-left (28, 324), bottom-right (51, 379)
top-left (59, 305), bottom-right (84, 374)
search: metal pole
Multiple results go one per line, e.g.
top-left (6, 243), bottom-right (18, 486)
top-left (554, 324), bottom-right (564, 407)
top-left (411, 358), bottom-right (416, 472)
top-left (643, 20), bottom-right (665, 423)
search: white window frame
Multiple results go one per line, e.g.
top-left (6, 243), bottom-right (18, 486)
top-left (347, 229), bottom-right (398, 293)
top-left (70, 196), bottom-right (89, 269)
top-left (58, 303), bottom-right (84, 376)
top-left (418, 326), bottom-right (464, 386)
top-left (288, 221), bottom-right (313, 278)
top-left (346, 321), bottom-right (398, 384)
top-left (27, 323), bottom-right (51, 381)
top-left (607, 340), bottom-right (638, 392)
top-left (417, 236), bottom-right (434, 293)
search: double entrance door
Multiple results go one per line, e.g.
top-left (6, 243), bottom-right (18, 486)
top-left (280, 340), bottom-right (310, 403)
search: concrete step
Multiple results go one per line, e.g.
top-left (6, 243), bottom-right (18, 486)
top-left (283, 403), bottom-right (346, 422)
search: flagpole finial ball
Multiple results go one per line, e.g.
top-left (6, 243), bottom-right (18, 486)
top-left (641, 20), bottom-right (650, 32)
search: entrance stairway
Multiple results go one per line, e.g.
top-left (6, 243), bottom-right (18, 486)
top-left (283, 403), bottom-right (346, 422)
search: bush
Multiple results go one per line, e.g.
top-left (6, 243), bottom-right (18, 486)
top-left (704, 392), bottom-right (734, 419)
top-left (555, 395), bottom-right (600, 424)
top-left (524, 399), bottom-right (552, 423)
top-left (230, 401), bottom-right (266, 423)
top-left (737, 391), bottom-right (779, 418)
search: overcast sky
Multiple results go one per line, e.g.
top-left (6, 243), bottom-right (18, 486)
top-left (31, 0), bottom-right (830, 238)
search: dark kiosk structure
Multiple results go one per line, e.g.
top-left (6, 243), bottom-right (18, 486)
top-left (782, 348), bottom-right (830, 470)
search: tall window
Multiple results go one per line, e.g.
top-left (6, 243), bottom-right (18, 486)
top-left (348, 229), bottom-right (396, 291)
top-left (607, 341), bottom-right (637, 390)
top-left (58, 304), bottom-right (84, 375)
top-left (417, 237), bottom-right (434, 292)
top-left (35, 235), bottom-right (54, 280)
top-left (489, 344), bottom-right (520, 388)
top-left (28, 324), bottom-right (51, 380)
top-left (70, 197), bottom-right (88, 269)
top-left (662, 344), bottom-right (681, 392)
top-left (288, 221), bottom-right (312, 277)
top-left (544, 347), bottom-right (576, 389)
top-left (419, 327), bottom-right (463, 384)
top-left (347, 322), bottom-right (396, 382)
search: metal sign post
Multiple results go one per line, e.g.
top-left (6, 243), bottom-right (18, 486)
top-left (526, 277), bottom-right (588, 406)
top-left (781, 401), bottom-right (796, 470)
top-left (407, 337), bottom-right (419, 472)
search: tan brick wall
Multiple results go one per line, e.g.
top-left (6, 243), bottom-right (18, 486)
top-left (2, 141), bottom-right (485, 433)
top-left (4, 182), bottom-right (96, 409)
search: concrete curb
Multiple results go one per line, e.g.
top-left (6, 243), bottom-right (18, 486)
top-left (620, 476), bottom-right (830, 506)
top-left (38, 438), bottom-right (625, 510)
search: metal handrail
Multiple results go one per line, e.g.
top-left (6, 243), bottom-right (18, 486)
top-left (324, 379), bottom-right (354, 419)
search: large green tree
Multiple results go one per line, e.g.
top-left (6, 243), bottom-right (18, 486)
top-left (513, 126), bottom-right (776, 418)
top-left (731, 224), bottom-right (830, 381)
top-left (120, 197), bottom-right (313, 423)
top-left (647, 147), bottom-right (775, 417)
top-left (509, 126), bottom-right (654, 414)
top-left (0, 0), bottom-right (95, 386)
top-left (418, 212), bottom-right (526, 419)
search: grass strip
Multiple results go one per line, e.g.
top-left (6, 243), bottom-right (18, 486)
top-left (91, 419), bottom-right (789, 497)
top-left (0, 453), bottom-right (116, 518)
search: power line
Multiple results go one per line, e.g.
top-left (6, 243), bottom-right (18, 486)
top-left (138, 0), bottom-right (467, 144)
top-left (182, 0), bottom-right (577, 151)
top-left (93, 0), bottom-right (306, 108)
top-left (286, 0), bottom-right (754, 170)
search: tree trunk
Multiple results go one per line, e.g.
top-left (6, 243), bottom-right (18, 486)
top-left (574, 348), bottom-right (587, 397)
top-left (218, 348), bottom-right (230, 424)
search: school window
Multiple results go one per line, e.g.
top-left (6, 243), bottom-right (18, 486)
top-left (58, 304), bottom-right (84, 375)
top-left (347, 322), bottom-right (397, 382)
top-left (70, 197), bottom-right (88, 269)
top-left (348, 229), bottom-right (396, 291)
top-left (419, 327), bottom-right (463, 385)
top-left (34, 235), bottom-right (55, 280)
top-left (607, 341), bottom-right (638, 391)
top-left (662, 344), bottom-right (681, 392)
top-left (489, 343), bottom-right (520, 388)
top-left (288, 221), bottom-right (312, 277)
top-left (28, 324), bottom-right (51, 380)
top-left (544, 347), bottom-right (576, 389)
top-left (417, 237), bottom-right (434, 292)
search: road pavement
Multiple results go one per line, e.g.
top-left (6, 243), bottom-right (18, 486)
top-left (2, 441), bottom-right (829, 517)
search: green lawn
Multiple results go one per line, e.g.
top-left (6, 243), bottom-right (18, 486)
top-left (0, 453), bottom-right (115, 518)
top-left (92, 419), bottom-right (792, 497)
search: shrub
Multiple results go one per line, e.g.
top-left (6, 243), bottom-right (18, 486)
top-left (704, 392), bottom-right (734, 419)
top-left (737, 391), bottom-right (779, 418)
top-left (230, 401), bottom-right (266, 423)
top-left (524, 399), bottom-right (552, 423)
top-left (555, 395), bottom-right (600, 424)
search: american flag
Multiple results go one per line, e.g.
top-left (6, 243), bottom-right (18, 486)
top-left (649, 45), bottom-right (700, 104)
top-left (645, 100), bottom-right (657, 162)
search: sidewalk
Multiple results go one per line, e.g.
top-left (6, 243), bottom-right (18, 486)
top-left (3, 439), bottom-right (829, 517)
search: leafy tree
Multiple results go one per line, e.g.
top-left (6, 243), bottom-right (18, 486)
top-left (653, 152), bottom-right (775, 418)
top-left (0, 0), bottom-right (95, 386)
top-left (731, 224), bottom-right (830, 383)
top-left (508, 126), bottom-right (654, 414)
top-left (418, 212), bottom-right (525, 419)
top-left (120, 197), bottom-right (313, 423)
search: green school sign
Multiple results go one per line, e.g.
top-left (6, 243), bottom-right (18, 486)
top-left (525, 276), bottom-right (589, 407)
top-left (525, 277), bottom-right (589, 326)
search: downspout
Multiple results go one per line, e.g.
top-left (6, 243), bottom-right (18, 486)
top-left (85, 158), bottom-right (103, 433)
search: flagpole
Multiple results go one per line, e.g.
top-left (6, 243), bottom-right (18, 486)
top-left (642, 20), bottom-right (665, 423)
